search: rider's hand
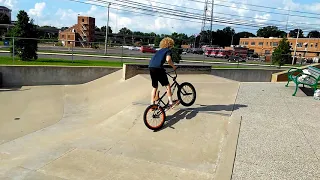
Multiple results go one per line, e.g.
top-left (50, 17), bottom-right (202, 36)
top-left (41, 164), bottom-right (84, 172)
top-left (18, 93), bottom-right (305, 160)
top-left (173, 66), bottom-right (177, 71)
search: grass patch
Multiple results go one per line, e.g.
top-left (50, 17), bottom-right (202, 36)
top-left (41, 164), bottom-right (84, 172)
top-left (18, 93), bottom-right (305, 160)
top-left (0, 56), bottom-right (143, 67)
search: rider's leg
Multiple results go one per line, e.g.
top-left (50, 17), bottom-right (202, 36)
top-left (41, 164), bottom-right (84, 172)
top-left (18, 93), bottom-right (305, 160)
top-left (151, 87), bottom-right (157, 104)
top-left (165, 84), bottom-right (173, 104)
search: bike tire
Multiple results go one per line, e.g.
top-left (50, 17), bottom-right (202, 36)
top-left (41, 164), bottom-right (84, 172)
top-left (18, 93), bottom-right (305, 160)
top-left (177, 82), bottom-right (196, 107)
top-left (143, 104), bottom-right (166, 131)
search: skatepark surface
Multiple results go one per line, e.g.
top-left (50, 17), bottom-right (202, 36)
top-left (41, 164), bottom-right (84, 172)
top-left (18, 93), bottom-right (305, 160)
top-left (1, 69), bottom-right (320, 179)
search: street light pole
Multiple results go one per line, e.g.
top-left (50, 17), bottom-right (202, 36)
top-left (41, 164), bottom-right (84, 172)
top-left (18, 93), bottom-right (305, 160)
top-left (104, 3), bottom-right (111, 55)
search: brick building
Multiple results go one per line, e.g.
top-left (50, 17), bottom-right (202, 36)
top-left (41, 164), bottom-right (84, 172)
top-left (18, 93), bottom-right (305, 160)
top-left (240, 35), bottom-right (320, 58)
top-left (59, 16), bottom-right (95, 47)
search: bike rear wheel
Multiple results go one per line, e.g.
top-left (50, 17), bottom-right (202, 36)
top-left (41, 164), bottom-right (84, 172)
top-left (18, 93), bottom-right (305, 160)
top-left (143, 104), bottom-right (166, 130)
top-left (177, 82), bottom-right (196, 107)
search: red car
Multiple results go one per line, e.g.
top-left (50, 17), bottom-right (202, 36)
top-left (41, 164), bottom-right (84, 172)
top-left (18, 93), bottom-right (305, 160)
top-left (140, 46), bottom-right (156, 53)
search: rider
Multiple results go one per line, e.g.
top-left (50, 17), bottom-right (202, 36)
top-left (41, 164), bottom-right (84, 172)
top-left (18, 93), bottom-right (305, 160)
top-left (148, 37), bottom-right (180, 109)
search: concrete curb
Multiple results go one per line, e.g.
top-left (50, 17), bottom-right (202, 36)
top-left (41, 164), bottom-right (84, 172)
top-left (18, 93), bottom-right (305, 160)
top-left (122, 63), bottom-right (212, 80)
top-left (214, 114), bottom-right (242, 180)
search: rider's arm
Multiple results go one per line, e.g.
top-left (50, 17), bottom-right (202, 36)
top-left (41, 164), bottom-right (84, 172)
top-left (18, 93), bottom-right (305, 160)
top-left (166, 55), bottom-right (177, 70)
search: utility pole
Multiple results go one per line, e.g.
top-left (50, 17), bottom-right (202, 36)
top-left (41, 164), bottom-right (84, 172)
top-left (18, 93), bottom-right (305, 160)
top-left (210, 0), bottom-right (214, 45)
top-left (292, 28), bottom-right (300, 65)
top-left (105, 2), bottom-right (111, 55)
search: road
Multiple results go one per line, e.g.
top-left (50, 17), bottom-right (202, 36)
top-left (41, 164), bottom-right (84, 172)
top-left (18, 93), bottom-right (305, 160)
top-left (36, 46), bottom-right (270, 63)
top-left (0, 52), bottom-right (285, 69)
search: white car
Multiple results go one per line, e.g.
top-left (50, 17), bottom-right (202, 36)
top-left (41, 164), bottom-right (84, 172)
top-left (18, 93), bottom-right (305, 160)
top-left (128, 46), bottom-right (135, 50)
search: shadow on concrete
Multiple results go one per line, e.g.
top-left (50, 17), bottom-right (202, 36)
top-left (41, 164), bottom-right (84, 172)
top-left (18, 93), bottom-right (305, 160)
top-left (156, 104), bottom-right (248, 132)
top-left (299, 87), bottom-right (315, 96)
top-left (0, 86), bottom-right (30, 92)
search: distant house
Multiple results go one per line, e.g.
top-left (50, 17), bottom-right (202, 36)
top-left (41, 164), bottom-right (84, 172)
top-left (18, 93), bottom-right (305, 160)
top-left (0, 6), bottom-right (11, 23)
top-left (58, 15), bottom-right (95, 48)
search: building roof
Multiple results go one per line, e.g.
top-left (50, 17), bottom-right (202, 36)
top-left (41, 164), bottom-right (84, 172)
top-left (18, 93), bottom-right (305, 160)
top-left (0, 6), bottom-right (11, 11)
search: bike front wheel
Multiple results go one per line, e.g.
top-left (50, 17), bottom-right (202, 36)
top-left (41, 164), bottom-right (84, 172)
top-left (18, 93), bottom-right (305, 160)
top-left (177, 82), bottom-right (196, 107)
top-left (143, 104), bottom-right (166, 131)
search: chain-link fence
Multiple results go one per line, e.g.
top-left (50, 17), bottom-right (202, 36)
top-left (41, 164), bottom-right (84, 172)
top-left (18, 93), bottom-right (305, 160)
top-left (1, 36), bottom-right (319, 68)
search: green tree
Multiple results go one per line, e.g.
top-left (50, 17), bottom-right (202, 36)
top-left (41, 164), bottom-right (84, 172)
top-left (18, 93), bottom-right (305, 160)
top-left (119, 27), bottom-right (132, 35)
top-left (154, 35), bottom-right (161, 47)
top-left (10, 10), bottom-right (38, 61)
top-left (272, 37), bottom-right (291, 67)
top-left (257, 26), bottom-right (286, 38)
top-left (101, 26), bottom-right (112, 34)
top-left (233, 31), bottom-right (256, 45)
top-left (289, 29), bottom-right (304, 38)
top-left (307, 30), bottom-right (320, 38)
top-left (171, 47), bottom-right (182, 64)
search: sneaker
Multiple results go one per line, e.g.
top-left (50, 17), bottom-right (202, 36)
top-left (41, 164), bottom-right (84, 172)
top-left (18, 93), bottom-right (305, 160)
top-left (167, 100), bottom-right (180, 110)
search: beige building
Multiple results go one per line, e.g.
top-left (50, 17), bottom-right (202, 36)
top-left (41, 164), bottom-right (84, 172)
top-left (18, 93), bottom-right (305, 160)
top-left (240, 36), bottom-right (320, 58)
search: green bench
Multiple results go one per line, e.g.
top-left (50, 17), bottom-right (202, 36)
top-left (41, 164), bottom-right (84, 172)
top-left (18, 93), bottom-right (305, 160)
top-left (286, 66), bottom-right (320, 96)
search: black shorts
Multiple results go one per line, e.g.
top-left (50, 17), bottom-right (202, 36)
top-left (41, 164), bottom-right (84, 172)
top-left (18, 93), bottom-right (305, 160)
top-left (149, 67), bottom-right (169, 88)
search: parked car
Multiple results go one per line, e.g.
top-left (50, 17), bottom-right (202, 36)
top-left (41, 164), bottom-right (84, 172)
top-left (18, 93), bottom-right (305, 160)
top-left (140, 46), bottom-right (156, 53)
top-left (228, 55), bottom-right (246, 62)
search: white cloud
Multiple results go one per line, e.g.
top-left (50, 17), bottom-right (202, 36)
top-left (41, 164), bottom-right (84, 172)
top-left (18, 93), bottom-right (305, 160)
top-left (28, 2), bottom-right (46, 17)
top-left (254, 14), bottom-right (271, 23)
top-left (0, 0), bottom-right (17, 10)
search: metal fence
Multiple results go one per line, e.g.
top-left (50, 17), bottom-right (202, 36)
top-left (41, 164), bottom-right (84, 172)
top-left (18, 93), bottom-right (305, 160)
top-left (1, 37), bottom-right (318, 69)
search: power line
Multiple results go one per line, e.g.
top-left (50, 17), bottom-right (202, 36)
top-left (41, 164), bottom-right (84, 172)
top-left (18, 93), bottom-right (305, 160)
top-left (94, 0), bottom-right (319, 31)
top-left (69, 0), bottom-right (263, 31)
top-left (187, 0), bottom-right (320, 16)
top-left (67, 0), bottom-right (320, 33)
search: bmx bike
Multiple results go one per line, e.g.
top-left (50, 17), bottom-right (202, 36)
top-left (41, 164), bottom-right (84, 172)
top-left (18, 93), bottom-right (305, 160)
top-left (143, 67), bottom-right (197, 131)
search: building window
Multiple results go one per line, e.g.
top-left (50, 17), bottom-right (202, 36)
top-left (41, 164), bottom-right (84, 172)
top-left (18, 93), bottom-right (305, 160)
top-left (315, 43), bottom-right (318, 48)
top-left (265, 50), bottom-right (271, 54)
top-left (68, 35), bottom-right (70, 38)
top-left (270, 42), bottom-right (272, 46)
top-left (82, 19), bottom-right (84, 22)
top-left (251, 42), bottom-right (255, 46)
top-left (267, 42), bottom-right (268, 46)
top-left (245, 42), bottom-right (248, 45)
top-left (259, 42), bottom-right (263, 46)
top-left (297, 43), bottom-right (302, 47)
top-left (62, 35), bottom-right (64, 38)
top-left (273, 42), bottom-right (278, 46)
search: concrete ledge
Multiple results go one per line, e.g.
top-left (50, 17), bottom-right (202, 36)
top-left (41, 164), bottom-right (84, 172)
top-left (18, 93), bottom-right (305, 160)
top-left (123, 63), bottom-right (212, 80)
top-left (212, 68), bottom-right (283, 82)
top-left (0, 72), bottom-right (2, 88)
top-left (0, 65), bottom-right (121, 86)
top-left (271, 63), bottom-right (320, 82)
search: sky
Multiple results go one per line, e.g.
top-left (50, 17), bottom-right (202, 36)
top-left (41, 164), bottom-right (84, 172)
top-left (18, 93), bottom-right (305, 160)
top-left (1, 0), bottom-right (320, 36)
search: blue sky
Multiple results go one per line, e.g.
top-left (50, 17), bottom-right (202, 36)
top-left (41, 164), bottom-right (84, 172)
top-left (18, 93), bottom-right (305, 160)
top-left (1, 0), bottom-right (320, 36)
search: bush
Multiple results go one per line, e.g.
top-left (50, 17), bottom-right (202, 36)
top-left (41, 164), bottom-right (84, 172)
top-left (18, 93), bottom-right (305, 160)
top-left (171, 47), bottom-right (182, 64)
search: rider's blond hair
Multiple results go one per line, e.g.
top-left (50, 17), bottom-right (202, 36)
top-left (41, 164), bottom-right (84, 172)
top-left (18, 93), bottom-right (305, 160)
top-left (159, 37), bottom-right (174, 49)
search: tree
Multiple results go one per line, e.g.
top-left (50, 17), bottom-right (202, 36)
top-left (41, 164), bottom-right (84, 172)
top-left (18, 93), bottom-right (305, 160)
top-left (289, 29), bottom-right (304, 38)
top-left (101, 26), bottom-right (112, 34)
top-left (10, 10), bottom-right (38, 61)
top-left (257, 26), bottom-right (286, 38)
top-left (119, 27), bottom-right (132, 35)
top-left (272, 37), bottom-right (291, 67)
top-left (307, 30), bottom-right (320, 38)
top-left (233, 31), bottom-right (256, 45)
top-left (171, 47), bottom-right (182, 64)
top-left (154, 35), bottom-right (161, 47)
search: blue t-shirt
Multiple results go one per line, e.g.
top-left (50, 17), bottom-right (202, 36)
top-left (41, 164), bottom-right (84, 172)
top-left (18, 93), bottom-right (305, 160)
top-left (149, 48), bottom-right (172, 68)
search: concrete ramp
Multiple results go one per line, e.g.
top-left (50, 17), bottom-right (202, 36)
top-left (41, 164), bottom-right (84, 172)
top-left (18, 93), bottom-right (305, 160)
top-left (0, 71), bottom-right (243, 179)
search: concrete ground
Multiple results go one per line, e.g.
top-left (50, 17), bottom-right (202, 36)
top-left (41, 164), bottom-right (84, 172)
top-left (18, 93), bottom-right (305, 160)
top-left (1, 69), bottom-right (319, 180)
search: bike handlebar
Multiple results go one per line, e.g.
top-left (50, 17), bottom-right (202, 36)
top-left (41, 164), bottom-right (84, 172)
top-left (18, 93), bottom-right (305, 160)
top-left (166, 66), bottom-right (179, 79)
